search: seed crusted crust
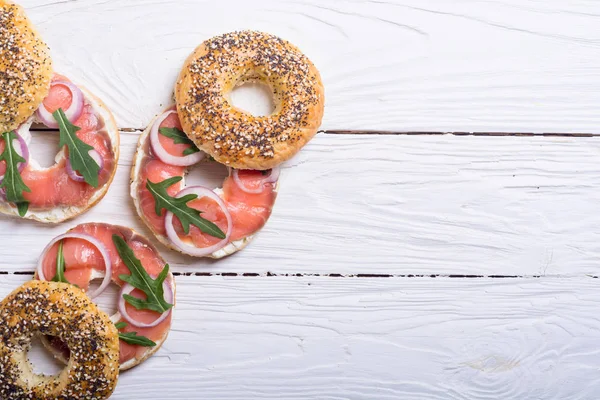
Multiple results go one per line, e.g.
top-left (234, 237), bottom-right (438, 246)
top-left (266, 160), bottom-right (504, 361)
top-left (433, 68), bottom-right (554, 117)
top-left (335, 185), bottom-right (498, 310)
top-left (0, 0), bottom-right (52, 133)
top-left (0, 281), bottom-right (119, 400)
top-left (175, 31), bottom-right (324, 170)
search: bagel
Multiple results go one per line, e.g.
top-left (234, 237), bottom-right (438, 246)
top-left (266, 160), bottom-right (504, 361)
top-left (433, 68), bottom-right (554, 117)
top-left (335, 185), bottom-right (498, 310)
top-left (175, 30), bottom-right (324, 170)
top-left (0, 74), bottom-right (120, 223)
top-left (0, 280), bottom-right (119, 400)
top-left (131, 107), bottom-right (279, 258)
top-left (35, 223), bottom-right (175, 371)
top-left (0, 0), bottom-right (53, 134)
top-left (0, 1), bottom-right (119, 223)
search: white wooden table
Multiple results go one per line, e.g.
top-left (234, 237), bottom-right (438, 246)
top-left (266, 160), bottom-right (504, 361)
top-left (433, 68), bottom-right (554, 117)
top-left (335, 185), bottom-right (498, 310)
top-left (4, 0), bottom-right (600, 398)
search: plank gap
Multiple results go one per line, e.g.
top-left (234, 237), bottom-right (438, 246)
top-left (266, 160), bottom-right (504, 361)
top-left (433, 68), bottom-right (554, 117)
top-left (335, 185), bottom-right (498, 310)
top-left (0, 271), bottom-right (596, 279)
top-left (111, 129), bottom-right (600, 137)
top-left (323, 130), bottom-right (599, 137)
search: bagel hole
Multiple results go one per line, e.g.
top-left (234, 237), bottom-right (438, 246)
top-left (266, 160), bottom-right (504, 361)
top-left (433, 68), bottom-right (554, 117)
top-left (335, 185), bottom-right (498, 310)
top-left (185, 160), bottom-right (229, 189)
top-left (28, 128), bottom-right (61, 168)
top-left (229, 81), bottom-right (275, 116)
top-left (28, 334), bottom-right (65, 376)
top-left (92, 281), bottom-right (121, 317)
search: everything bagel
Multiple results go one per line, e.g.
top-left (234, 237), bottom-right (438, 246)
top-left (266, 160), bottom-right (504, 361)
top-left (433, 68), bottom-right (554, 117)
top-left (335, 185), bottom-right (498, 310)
top-left (0, 1), bottom-right (52, 134)
top-left (0, 280), bottom-right (119, 400)
top-left (176, 31), bottom-right (324, 170)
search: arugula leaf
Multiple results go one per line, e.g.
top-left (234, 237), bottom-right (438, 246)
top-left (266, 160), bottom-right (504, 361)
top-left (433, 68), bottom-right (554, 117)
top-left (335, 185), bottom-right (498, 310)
top-left (115, 321), bottom-right (156, 347)
top-left (54, 108), bottom-right (100, 187)
top-left (113, 234), bottom-right (173, 314)
top-left (119, 331), bottom-right (157, 347)
top-left (0, 131), bottom-right (30, 214)
top-left (51, 241), bottom-right (71, 285)
top-left (158, 127), bottom-right (200, 155)
top-left (16, 202), bottom-right (28, 217)
top-left (146, 177), bottom-right (226, 238)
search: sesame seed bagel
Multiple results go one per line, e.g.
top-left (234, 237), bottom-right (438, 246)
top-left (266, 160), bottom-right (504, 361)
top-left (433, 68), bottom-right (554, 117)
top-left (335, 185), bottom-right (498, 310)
top-left (0, 0), bottom-right (53, 133)
top-left (0, 280), bottom-right (119, 400)
top-left (175, 31), bottom-right (324, 170)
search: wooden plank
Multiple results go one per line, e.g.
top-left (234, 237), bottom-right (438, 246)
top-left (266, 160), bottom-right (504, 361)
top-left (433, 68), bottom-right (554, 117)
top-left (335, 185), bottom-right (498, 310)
top-left (2, 133), bottom-right (600, 276)
top-left (2, 274), bottom-right (600, 399)
top-left (20, 0), bottom-right (600, 132)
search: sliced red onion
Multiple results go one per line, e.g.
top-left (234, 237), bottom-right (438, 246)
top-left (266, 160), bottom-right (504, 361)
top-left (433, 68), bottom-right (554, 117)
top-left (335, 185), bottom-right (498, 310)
top-left (231, 166), bottom-right (280, 194)
top-left (66, 149), bottom-right (104, 182)
top-left (150, 111), bottom-right (205, 166)
top-left (15, 120), bottom-right (32, 145)
top-left (164, 186), bottom-right (233, 257)
top-left (118, 281), bottom-right (174, 328)
top-left (36, 232), bottom-right (112, 299)
top-left (12, 132), bottom-right (29, 173)
top-left (36, 81), bottom-right (85, 128)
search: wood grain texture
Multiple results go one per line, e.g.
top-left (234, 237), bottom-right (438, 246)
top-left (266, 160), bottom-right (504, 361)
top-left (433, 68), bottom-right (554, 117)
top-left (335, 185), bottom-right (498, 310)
top-left (3, 274), bottom-right (600, 400)
top-left (2, 2), bottom-right (600, 399)
top-left (2, 132), bottom-right (600, 277)
top-left (19, 0), bottom-right (600, 132)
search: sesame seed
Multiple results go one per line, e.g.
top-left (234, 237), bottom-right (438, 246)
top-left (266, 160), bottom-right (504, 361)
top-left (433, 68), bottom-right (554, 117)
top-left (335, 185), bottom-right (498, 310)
top-left (177, 31), bottom-right (323, 164)
top-left (0, 3), bottom-right (52, 132)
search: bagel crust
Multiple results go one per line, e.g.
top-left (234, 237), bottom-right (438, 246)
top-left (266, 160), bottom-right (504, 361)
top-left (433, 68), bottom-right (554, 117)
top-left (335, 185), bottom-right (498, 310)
top-left (176, 31), bottom-right (324, 170)
top-left (0, 1), bottom-right (53, 133)
top-left (0, 280), bottom-right (119, 400)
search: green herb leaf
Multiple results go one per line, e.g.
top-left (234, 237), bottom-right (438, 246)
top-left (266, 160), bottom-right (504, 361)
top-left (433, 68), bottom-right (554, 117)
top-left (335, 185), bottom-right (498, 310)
top-left (0, 131), bottom-right (31, 213)
top-left (115, 321), bottom-right (156, 347)
top-left (51, 241), bottom-right (71, 285)
top-left (113, 234), bottom-right (173, 314)
top-left (119, 331), bottom-right (156, 347)
top-left (159, 127), bottom-right (200, 155)
top-left (16, 202), bottom-right (28, 217)
top-left (146, 177), bottom-right (226, 238)
top-left (54, 108), bottom-right (100, 187)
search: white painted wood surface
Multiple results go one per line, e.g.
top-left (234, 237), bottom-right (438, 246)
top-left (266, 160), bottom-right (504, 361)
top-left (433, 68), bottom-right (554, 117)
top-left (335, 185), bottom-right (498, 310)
top-left (2, 0), bottom-right (600, 399)
top-left (21, 0), bottom-right (600, 133)
top-left (6, 274), bottom-right (600, 400)
top-left (4, 132), bottom-right (600, 277)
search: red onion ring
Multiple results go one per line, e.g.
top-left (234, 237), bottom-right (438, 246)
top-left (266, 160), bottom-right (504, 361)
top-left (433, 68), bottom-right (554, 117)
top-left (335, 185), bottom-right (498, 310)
top-left (36, 232), bottom-right (112, 299)
top-left (117, 281), bottom-right (174, 328)
top-left (164, 186), bottom-right (233, 256)
top-left (66, 149), bottom-right (104, 182)
top-left (231, 166), bottom-right (280, 194)
top-left (150, 111), bottom-right (205, 166)
top-left (36, 81), bottom-right (85, 128)
top-left (12, 132), bottom-right (29, 173)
